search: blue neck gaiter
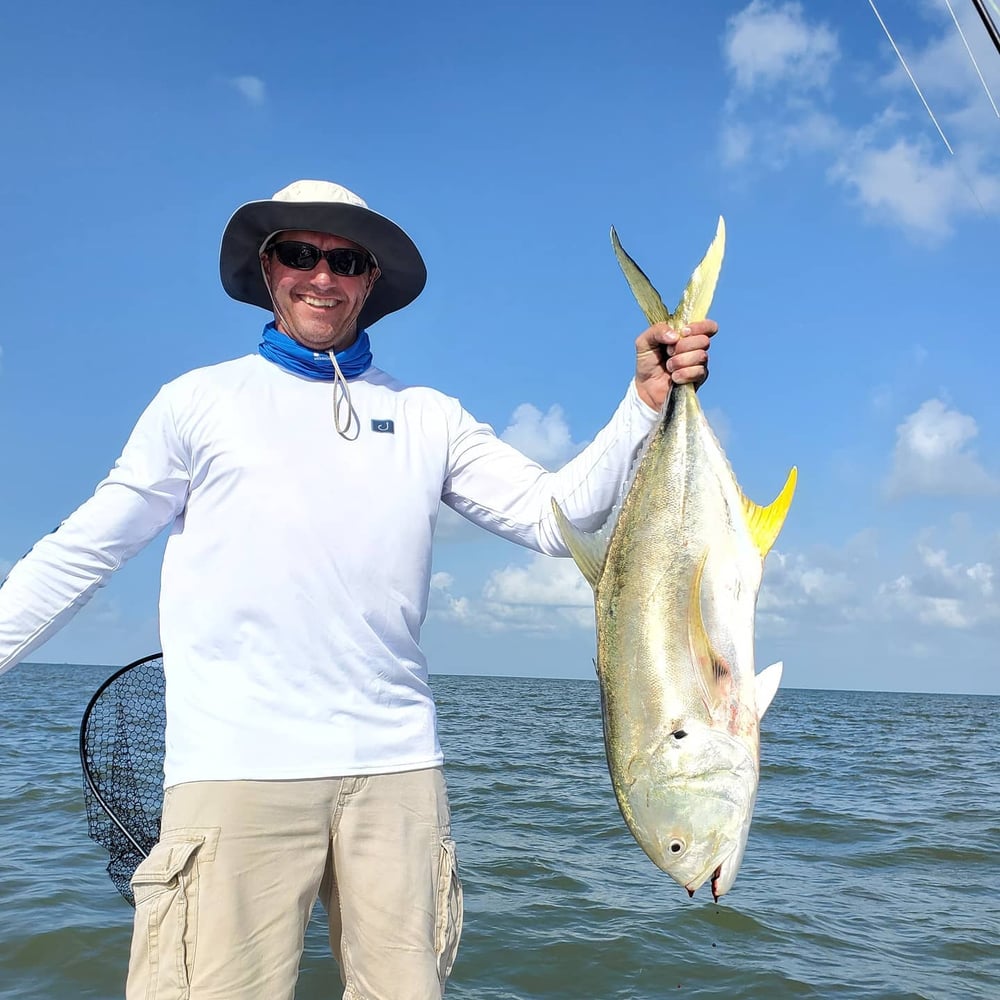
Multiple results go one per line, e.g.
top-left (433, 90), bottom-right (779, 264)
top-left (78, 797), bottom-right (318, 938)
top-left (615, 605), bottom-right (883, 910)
top-left (257, 322), bottom-right (373, 381)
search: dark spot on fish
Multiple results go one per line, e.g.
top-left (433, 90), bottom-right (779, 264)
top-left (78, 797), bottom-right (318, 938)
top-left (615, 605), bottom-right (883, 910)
top-left (672, 729), bottom-right (687, 739)
top-left (686, 887), bottom-right (695, 898)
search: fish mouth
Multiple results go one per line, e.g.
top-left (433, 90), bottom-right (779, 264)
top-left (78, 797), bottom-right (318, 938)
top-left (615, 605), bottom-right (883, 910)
top-left (710, 864), bottom-right (723, 902)
top-left (684, 864), bottom-right (723, 901)
top-left (684, 848), bottom-right (736, 901)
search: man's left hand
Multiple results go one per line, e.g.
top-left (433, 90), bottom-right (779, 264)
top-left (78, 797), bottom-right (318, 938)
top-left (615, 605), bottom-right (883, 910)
top-left (634, 319), bottom-right (718, 412)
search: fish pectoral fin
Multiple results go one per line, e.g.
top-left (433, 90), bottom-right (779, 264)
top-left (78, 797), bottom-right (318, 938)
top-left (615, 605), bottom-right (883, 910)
top-left (551, 498), bottom-right (608, 589)
top-left (741, 466), bottom-right (797, 558)
top-left (754, 660), bottom-right (783, 718)
top-left (688, 548), bottom-right (732, 707)
top-left (673, 216), bottom-right (726, 327)
top-left (611, 227), bottom-right (672, 327)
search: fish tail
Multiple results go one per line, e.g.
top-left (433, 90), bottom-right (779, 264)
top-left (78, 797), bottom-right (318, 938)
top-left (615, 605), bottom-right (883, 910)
top-left (610, 228), bottom-right (671, 327)
top-left (610, 217), bottom-right (726, 329)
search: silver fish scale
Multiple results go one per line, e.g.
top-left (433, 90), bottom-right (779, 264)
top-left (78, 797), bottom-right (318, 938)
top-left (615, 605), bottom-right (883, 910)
top-left (594, 383), bottom-right (763, 839)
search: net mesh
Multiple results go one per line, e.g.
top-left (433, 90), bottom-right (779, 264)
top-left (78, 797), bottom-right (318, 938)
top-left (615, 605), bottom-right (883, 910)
top-left (80, 653), bottom-right (166, 906)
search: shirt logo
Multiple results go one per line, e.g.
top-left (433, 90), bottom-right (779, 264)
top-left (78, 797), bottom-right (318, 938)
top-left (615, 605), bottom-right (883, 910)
top-left (371, 419), bottom-right (395, 434)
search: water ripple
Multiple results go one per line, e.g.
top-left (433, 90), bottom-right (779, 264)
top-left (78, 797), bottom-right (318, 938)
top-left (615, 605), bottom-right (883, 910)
top-left (1, 667), bottom-right (997, 998)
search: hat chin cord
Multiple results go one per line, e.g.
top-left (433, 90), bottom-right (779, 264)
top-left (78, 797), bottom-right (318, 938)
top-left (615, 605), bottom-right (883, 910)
top-left (259, 257), bottom-right (360, 440)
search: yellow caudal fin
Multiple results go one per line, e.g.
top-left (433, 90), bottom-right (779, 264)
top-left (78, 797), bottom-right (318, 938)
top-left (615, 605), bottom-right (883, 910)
top-left (673, 216), bottom-right (725, 327)
top-left (611, 228), bottom-right (670, 326)
top-left (741, 466), bottom-right (798, 558)
top-left (611, 217), bottom-right (726, 329)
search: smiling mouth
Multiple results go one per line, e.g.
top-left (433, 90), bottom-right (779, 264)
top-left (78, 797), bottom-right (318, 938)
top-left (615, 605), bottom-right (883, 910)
top-left (299, 295), bottom-right (341, 309)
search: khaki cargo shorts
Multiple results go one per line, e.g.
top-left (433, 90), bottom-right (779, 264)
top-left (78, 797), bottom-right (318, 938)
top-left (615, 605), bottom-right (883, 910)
top-left (126, 767), bottom-right (463, 1000)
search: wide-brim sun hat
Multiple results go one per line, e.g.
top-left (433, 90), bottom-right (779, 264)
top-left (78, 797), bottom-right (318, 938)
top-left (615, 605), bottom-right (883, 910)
top-left (220, 179), bottom-right (426, 330)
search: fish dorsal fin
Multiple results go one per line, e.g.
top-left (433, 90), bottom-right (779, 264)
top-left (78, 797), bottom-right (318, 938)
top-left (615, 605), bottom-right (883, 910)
top-left (551, 407), bottom-right (657, 590)
top-left (551, 498), bottom-right (611, 590)
top-left (754, 661), bottom-right (783, 718)
top-left (611, 227), bottom-right (671, 326)
top-left (741, 466), bottom-right (798, 558)
top-left (673, 216), bottom-right (726, 327)
top-left (688, 548), bottom-right (731, 709)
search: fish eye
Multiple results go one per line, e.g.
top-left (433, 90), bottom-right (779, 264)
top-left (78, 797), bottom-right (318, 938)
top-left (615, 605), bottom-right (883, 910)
top-left (669, 839), bottom-right (685, 855)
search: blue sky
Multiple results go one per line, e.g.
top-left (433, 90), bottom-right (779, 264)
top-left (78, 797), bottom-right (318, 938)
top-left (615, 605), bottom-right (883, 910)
top-left (1, 0), bottom-right (997, 695)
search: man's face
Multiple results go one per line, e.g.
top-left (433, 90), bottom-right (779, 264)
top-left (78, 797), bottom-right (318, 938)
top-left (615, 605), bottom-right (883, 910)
top-left (262, 230), bottom-right (379, 353)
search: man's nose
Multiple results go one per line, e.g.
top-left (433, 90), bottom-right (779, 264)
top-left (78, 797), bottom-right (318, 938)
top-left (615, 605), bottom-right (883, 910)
top-left (309, 262), bottom-right (338, 284)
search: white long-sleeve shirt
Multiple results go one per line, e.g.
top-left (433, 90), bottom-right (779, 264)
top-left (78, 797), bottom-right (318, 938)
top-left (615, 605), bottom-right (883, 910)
top-left (0, 354), bottom-right (656, 785)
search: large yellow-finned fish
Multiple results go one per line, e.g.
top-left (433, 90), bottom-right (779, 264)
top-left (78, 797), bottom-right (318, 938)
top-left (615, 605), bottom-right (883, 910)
top-left (553, 219), bottom-right (796, 900)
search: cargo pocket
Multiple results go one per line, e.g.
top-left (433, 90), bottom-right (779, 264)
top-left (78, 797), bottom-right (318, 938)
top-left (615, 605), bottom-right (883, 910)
top-left (434, 836), bottom-right (464, 988)
top-left (128, 835), bottom-right (205, 998)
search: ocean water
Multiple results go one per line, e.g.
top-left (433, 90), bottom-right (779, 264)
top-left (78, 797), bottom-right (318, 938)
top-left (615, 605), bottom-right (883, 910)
top-left (1, 663), bottom-right (997, 999)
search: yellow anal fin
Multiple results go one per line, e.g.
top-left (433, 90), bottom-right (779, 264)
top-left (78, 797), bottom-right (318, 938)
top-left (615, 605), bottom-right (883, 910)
top-left (742, 466), bottom-right (798, 558)
top-left (688, 548), bottom-right (732, 709)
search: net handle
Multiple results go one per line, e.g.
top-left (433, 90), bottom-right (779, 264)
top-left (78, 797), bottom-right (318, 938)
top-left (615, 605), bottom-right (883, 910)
top-left (78, 651), bottom-right (165, 862)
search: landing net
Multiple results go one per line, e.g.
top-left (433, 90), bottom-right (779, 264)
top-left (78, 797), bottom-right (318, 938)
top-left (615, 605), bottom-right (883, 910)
top-left (79, 652), bottom-right (165, 906)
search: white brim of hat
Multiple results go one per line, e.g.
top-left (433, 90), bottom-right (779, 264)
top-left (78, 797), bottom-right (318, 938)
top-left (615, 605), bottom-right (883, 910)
top-left (220, 197), bottom-right (426, 329)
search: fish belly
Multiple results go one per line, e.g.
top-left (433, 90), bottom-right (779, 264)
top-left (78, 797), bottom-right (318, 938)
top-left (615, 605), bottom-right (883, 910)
top-left (594, 393), bottom-right (762, 832)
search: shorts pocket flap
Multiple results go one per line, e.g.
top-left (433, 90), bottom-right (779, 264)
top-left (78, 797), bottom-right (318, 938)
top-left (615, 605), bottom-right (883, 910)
top-left (132, 836), bottom-right (204, 888)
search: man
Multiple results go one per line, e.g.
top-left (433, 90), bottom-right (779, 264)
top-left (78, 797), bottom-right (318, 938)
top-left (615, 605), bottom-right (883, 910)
top-left (0, 180), bottom-right (715, 999)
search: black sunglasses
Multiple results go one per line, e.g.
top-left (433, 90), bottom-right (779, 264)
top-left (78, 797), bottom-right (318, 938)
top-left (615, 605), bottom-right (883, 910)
top-left (267, 240), bottom-right (377, 276)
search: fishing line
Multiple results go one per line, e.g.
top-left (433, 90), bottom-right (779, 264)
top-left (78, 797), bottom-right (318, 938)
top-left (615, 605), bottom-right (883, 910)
top-left (972, 0), bottom-right (1000, 57)
top-left (946, 0), bottom-right (1000, 117)
top-left (868, 0), bottom-right (994, 220)
top-left (868, 0), bottom-right (955, 154)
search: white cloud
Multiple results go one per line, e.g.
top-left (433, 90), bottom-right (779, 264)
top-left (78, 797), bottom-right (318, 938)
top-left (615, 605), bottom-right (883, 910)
top-left (758, 547), bottom-right (860, 634)
top-left (877, 545), bottom-right (998, 628)
top-left (885, 398), bottom-right (1000, 498)
top-left (720, 1), bottom-right (1000, 238)
top-left (721, 122), bottom-right (754, 167)
top-left (431, 553), bottom-right (593, 632)
top-left (724, 1), bottom-right (839, 94)
top-left (428, 569), bottom-right (480, 623)
top-left (878, 4), bottom-right (1000, 122)
top-left (831, 136), bottom-right (1000, 238)
top-left (230, 75), bottom-right (266, 106)
top-left (500, 403), bottom-right (586, 470)
top-left (484, 555), bottom-right (592, 612)
top-left (759, 533), bottom-right (1000, 640)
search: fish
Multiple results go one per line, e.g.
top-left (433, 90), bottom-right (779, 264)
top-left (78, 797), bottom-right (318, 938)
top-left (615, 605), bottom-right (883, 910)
top-left (552, 218), bottom-right (796, 900)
